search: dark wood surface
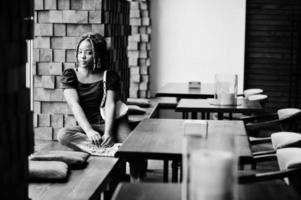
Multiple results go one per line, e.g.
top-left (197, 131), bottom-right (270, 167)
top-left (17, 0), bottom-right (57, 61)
top-left (111, 183), bottom-right (300, 200)
top-left (115, 119), bottom-right (251, 160)
top-left (29, 142), bottom-right (121, 200)
top-left (176, 98), bottom-right (263, 114)
top-left (155, 82), bottom-right (215, 99)
top-left (128, 97), bottom-right (177, 123)
top-left (244, 1), bottom-right (301, 111)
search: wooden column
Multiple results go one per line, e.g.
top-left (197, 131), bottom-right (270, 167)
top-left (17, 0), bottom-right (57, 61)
top-left (0, 0), bottom-right (34, 199)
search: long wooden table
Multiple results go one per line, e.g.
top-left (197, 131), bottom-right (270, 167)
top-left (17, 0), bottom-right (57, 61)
top-left (155, 82), bottom-right (215, 99)
top-left (176, 98), bottom-right (263, 119)
top-left (115, 119), bottom-right (252, 182)
top-left (111, 183), bottom-right (300, 200)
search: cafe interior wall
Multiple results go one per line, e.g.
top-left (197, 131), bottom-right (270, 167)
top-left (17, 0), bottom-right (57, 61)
top-left (150, 0), bottom-right (246, 95)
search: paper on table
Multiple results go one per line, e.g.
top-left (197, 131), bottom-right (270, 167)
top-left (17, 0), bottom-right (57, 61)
top-left (77, 143), bottom-right (122, 157)
top-left (184, 120), bottom-right (208, 138)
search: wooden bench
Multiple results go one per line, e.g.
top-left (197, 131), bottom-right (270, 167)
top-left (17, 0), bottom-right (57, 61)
top-left (126, 97), bottom-right (178, 181)
top-left (29, 141), bottom-right (126, 200)
top-left (29, 97), bottom-right (177, 199)
top-left (128, 97), bottom-right (177, 124)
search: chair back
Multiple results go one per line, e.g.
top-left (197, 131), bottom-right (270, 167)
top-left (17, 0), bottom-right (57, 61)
top-left (247, 94), bottom-right (268, 107)
top-left (277, 108), bottom-right (301, 132)
top-left (244, 88), bottom-right (263, 98)
top-left (277, 148), bottom-right (301, 193)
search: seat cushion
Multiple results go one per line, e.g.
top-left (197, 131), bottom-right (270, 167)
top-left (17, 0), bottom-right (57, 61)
top-left (277, 148), bottom-right (301, 170)
top-left (247, 94), bottom-right (268, 102)
top-left (30, 150), bottom-right (90, 167)
top-left (244, 89), bottom-right (263, 98)
top-left (277, 108), bottom-right (301, 120)
top-left (126, 98), bottom-right (151, 107)
top-left (271, 132), bottom-right (301, 150)
top-left (277, 148), bottom-right (301, 187)
top-left (127, 104), bottom-right (147, 114)
top-left (29, 160), bottom-right (68, 181)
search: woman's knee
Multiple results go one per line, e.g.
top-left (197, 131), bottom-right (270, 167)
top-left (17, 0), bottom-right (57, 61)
top-left (115, 116), bottom-right (131, 142)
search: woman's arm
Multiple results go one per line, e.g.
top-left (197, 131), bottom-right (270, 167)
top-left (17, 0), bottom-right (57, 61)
top-left (64, 88), bottom-right (102, 146)
top-left (101, 90), bottom-right (117, 147)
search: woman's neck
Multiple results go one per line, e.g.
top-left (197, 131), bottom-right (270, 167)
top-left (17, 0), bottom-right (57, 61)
top-left (78, 67), bottom-right (92, 77)
top-left (76, 67), bottom-right (103, 83)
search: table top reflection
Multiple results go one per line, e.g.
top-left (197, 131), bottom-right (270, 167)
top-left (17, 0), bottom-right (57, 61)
top-left (155, 82), bottom-right (215, 99)
top-left (111, 183), bottom-right (299, 200)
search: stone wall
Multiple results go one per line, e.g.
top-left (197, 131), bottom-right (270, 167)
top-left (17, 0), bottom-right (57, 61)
top-left (33, 0), bottom-right (130, 140)
top-left (127, 0), bottom-right (151, 98)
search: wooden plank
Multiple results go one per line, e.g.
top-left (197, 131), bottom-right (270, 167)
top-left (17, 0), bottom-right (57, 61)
top-left (116, 119), bottom-right (251, 160)
top-left (176, 99), bottom-right (263, 114)
top-left (29, 142), bottom-right (121, 200)
top-left (111, 183), bottom-right (299, 200)
top-left (244, 0), bottom-right (301, 111)
top-left (155, 82), bottom-right (214, 99)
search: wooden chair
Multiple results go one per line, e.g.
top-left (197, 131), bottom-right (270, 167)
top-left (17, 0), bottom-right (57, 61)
top-left (243, 88), bottom-right (264, 98)
top-left (219, 93), bottom-right (268, 120)
top-left (240, 109), bottom-right (301, 169)
top-left (244, 108), bottom-right (301, 145)
top-left (239, 148), bottom-right (301, 197)
top-left (271, 132), bottom-right (301, 150)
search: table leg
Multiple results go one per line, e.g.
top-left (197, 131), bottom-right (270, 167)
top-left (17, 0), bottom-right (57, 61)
top-left (180, 160), bottom-right (183, 182)
top-left (163, 160), bottom-right (169, 182)
top-left (182, 112), bottom-right (188, 119)
top-left (217, 112), bottom-right (223, 120)
top-left (229, 113), bottom-right (233, 120)
top-left (206, 112), bottom-right (210, 119)
top-left (191, 112), bottom-right (197, 119)
top-left (201, 112), bottom-right (205, 119)
top-left (172, 159), bottom-right (179, 182)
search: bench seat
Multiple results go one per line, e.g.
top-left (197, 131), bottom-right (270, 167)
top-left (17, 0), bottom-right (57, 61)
top-left (29, 141), bottom-right (125, 200)
top-left (128, 97), bottom-right (177, 123)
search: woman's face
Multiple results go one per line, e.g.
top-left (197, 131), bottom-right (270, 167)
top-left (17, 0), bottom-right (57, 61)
top-left (77, 39), bottom-right (93, 69)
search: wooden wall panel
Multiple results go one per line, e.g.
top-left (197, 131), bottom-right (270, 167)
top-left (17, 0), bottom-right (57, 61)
top-left (245, 0), bottom-right (301, 111)
top-left (0, 0), bottom-right (34, 199)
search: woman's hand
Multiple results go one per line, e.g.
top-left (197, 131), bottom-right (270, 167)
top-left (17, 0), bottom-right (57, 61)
top-left (101, 133), bottom-right (114, 147)
top-left (86, 129), bottom-right (102, 146)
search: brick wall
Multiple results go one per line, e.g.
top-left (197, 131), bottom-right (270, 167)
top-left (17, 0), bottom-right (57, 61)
top-left (1, 0), bottom-right (34, 199)
top-left (128, 0), bottom-right (151, 98)
top-left (33, 0), bottom-right (130, 140)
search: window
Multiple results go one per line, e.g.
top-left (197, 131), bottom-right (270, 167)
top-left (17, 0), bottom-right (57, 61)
top-left (26, 39), bottom-right (34, 111)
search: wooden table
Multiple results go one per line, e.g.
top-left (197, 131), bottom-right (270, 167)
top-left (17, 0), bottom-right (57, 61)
top-left (29, 142), bottom-right (125, 200)
top-left (155, 82), bottom-right (214, 99)
top-left (176, 98), bottom-right (263, 119)
top-left (115, 119), bottom-right (251, 182)
top-left (111, 183), bottom-right (299, 200)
